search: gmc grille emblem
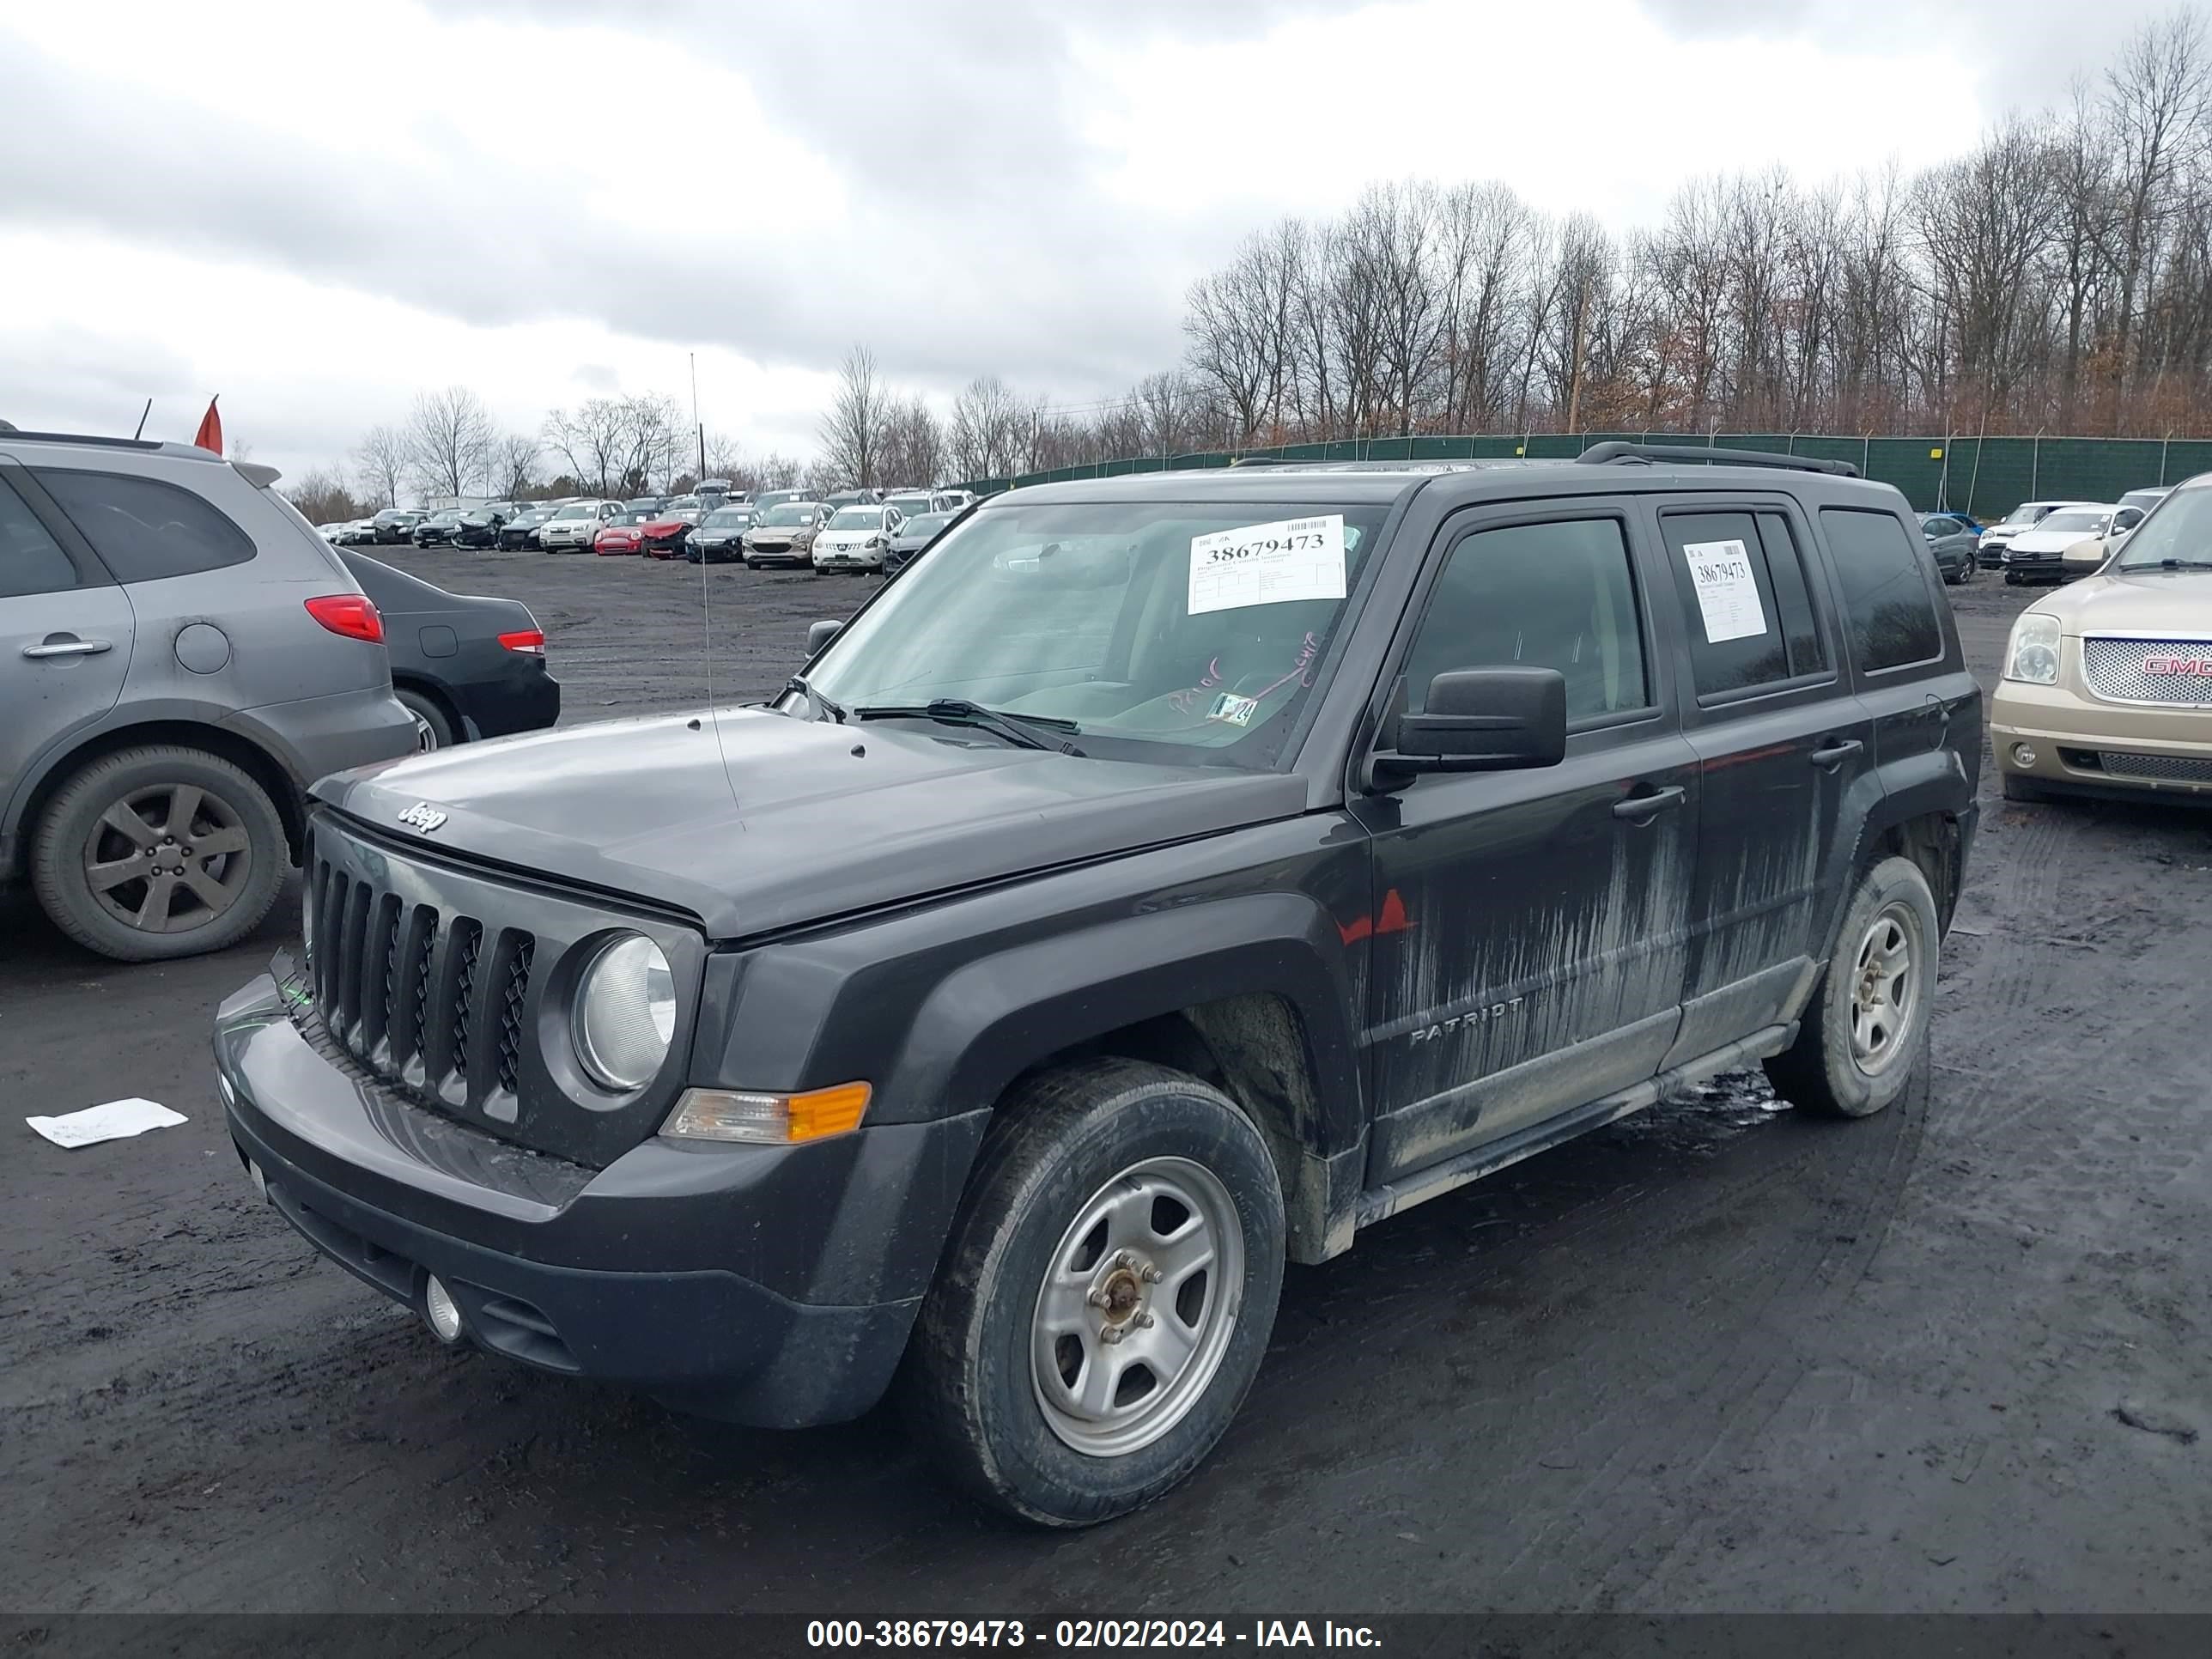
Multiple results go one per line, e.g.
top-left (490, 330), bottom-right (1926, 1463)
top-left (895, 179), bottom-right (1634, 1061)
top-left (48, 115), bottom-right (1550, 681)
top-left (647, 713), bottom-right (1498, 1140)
top-left (2143, 654), bottom-right (2212, 677)
top-left (398, 802), bottom-right (447, 833)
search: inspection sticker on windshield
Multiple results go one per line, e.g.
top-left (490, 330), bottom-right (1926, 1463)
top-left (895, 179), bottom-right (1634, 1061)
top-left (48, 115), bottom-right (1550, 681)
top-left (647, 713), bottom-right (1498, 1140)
top-left (1188, 514), bottom-right (1346, 615)
top-left (1681, 538), bottom-right (1767, 643)
top-left (1207, 691), bottom-right (1261, 727)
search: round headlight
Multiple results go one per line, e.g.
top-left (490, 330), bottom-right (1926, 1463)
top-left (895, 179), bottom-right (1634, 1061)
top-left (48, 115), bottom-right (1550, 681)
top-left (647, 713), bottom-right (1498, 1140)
top-left (572, 933), bottom-right (676, 1091)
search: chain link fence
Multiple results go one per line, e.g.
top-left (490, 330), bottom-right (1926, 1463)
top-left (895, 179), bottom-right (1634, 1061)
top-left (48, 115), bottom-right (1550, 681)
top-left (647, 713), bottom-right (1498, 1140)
top-left (957, 431), bottom-right (2212, 515)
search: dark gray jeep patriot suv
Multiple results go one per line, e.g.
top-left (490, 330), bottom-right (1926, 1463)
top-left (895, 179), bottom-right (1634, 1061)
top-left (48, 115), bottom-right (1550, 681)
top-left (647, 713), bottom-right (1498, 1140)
top-left (213, 446), bottom-right (1980, 1526)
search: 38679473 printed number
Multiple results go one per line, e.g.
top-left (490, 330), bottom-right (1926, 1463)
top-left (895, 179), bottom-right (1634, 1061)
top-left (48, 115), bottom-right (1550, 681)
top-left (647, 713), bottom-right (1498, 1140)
top-left (805, 1619), bottom-right (1234, 1647)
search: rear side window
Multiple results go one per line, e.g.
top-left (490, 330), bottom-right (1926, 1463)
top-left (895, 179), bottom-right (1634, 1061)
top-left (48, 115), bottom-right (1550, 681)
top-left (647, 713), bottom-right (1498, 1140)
top-left (1661, 509), bottom-right (1829, 696)
top-left (33, 468), bottom-right (255, 583)
top-left (1407, 518), bottom-right (1650, 723)
top-left (1820, 508), bottom-right (1942, 672)
top-left (0, 476), bottom-right (84, 599)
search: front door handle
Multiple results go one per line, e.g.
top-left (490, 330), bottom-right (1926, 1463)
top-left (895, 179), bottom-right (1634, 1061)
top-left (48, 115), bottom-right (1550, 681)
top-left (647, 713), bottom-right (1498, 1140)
top-left (1810, 738), bottom-right (1865, 770)
top-left (21, 636), bottom-right (112, 659)
top-left (1613, 784), bottom-right (1686, 823)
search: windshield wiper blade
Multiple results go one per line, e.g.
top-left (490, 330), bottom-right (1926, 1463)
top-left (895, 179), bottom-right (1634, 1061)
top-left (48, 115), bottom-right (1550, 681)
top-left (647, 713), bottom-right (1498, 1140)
top-left (2150, 558), bottom-right (2212, 569)
top-left (852, 699), bottom-right (1085, 755)
top-left (783, 674), bottom-right (848, 723)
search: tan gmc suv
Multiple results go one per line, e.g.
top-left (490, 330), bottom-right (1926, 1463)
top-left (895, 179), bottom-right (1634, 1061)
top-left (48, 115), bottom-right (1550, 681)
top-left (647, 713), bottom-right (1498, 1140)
top-left (1993, 473), bottom-right (2212, 803)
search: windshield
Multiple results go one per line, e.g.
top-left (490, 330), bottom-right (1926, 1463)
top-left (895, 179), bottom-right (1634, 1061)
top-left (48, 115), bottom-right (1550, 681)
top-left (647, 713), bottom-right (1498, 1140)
top-left (888, 495), bottom-right (935, 517)
top-left (431, 510), bottom-right (463, 524)
top-left (804, 500), bottom-right (1386, 769)
top-left (704, 509), bottom-right (750, 527)
top-left (550, 507), bottom-right (593, 523)
top-left (2119, 489), bottom-right (2167, 514)
top-left (901, 512), bottom-right (953, 538)
top-left (611, 510), bottom-right (651, 526)
top-left (830, 507), bottom-right (883, 529)
top-left (2039, 510), bottom-right (2110, 534)
top-left (2000, 504), bottom-right (2055, 526)
top-left (761, 504), bottom-right (815, 526)
top-left (2116, 485), bottom-right (2212, 568)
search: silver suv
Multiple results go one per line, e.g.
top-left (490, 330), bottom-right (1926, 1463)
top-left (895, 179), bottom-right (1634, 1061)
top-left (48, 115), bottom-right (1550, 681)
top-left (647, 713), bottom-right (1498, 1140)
top-left (1, 430), bottom-right (417, 961)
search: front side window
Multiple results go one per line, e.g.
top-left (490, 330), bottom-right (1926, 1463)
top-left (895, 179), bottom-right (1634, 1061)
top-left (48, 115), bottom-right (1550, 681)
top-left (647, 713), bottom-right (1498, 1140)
top-left (33, 468), bottom-right (255, 584)
top-left (0, 476), bottom-right (83, 599)
top-left (806, 500), bottom-right (1389, 768)
top-left (1403, 517), bottom-right (1649, 723)
top-left (1820, 507), bottom-right (1942, 672)
top-left (1662, 508), bottom-right (1827, 697)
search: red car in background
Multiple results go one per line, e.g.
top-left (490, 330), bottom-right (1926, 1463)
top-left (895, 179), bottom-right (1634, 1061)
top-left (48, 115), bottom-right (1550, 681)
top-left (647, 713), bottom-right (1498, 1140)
top-left (593, 507), bottom-right (653, 556)
top-left (641, 507), bottom-right (704, 559)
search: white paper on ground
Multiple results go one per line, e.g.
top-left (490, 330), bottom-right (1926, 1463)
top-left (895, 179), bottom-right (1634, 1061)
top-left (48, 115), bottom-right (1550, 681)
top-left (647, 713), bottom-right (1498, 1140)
top-left (1680, 538), bottom-right (1768, 643)
top-left (27, 1097), bottom-right (188, 1149)
top-left (1188, 514), bottom-right (1346, 615)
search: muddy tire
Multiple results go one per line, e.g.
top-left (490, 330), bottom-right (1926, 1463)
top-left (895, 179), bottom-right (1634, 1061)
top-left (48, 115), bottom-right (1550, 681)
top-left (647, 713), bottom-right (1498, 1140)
top-left (30, 744), bottom-right (287, 963)
top-left (902, 1058), bottom-right (1285, 1528)
top-left (1766, 855), bottom-right (1939, 1120)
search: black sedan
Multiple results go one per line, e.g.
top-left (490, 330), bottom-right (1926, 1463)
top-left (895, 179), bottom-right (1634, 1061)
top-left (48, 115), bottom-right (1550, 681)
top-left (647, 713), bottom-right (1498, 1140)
top-left (372, 507), bottom-right (426, 544)
top-left (684, 505), bottom-right (757, 564)
top-left (499, 505), bottom-right (562, 550)
top-left (1919, 514), bottom-right (1979, 586)
top-left (338, 550), bottom-right (561, 750)
top-left (884, 508), bottom-right (955, 575)
top-left (410, 508), bottom-right (467, 547)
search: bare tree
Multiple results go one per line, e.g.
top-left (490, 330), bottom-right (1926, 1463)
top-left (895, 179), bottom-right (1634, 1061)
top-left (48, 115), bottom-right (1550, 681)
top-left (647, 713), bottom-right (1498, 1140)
top-left (353, 424), bottom-right (408, 507)
top-left (878, 397), bottom-right (945, 486)
top-left (541, 399), bottom-right (628, 497)
top-left (817, 346), bottom-right (891, 489)
top-left (286, 467), bottom-right (368, 525)
top-left (492, 434), bottom-right (539, 500)
top-left (949, 375), bottom-right (1029, 478)
top-left (615, 392), bottom-right (686, 494)
top-left (404, 386), bottom-right (496, 502)
top-left (2104, 9), bottom-right (2212, 421)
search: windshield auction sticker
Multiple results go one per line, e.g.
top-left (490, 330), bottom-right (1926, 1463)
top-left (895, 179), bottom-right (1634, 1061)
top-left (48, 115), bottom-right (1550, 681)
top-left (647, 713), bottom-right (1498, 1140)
top-left (1188, 514), bottom-right (1347, 615)
top-left (1680, 538), bottom-right (1768, 643)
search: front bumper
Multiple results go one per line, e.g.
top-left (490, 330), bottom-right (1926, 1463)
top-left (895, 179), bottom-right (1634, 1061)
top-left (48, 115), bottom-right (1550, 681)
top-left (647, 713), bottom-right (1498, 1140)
top-left (213, 965), bottom-right (988, 1425)
top-left (812, 549), bottom-right (884, 571)
top-left (1991, 676), bottom-right (2212, 799)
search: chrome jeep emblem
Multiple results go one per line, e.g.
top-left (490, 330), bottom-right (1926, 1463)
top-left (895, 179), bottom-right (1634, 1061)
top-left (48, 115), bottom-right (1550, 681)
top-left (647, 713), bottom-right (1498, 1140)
top-left (397, 802), bottom-right (447, 834)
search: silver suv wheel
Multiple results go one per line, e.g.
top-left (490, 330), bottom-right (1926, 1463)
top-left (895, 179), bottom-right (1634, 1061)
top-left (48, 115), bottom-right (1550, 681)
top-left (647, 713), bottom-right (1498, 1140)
top-left (1030, 1156), bottom-right (1244, 1458)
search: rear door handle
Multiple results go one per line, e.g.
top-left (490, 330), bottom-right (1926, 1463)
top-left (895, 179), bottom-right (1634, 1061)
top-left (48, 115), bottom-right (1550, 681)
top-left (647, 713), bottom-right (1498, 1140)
top-left (21, 637), bottom-right (112, 659)
top-left (1810, 738), bottom-right (1864, 770)
top-left (1613, 784), bottom-right (1686, 823)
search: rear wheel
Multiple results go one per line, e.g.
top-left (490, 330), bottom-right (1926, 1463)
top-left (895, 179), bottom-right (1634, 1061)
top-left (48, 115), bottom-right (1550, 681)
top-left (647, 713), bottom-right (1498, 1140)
top-left (903, 1058), bottom-right (1285, 1527)
top-left (29, 744), bottom-right (287, 962)
top-left (396, 688), bottom-right (457, 750)
top-left (1765, 855), bottom-right (1938, 1120)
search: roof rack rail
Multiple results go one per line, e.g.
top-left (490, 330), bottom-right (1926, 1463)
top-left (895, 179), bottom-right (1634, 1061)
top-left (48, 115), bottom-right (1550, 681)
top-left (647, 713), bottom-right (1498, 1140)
top-left (1227, 455), bottom-right (1296, 467)
top-left (1575, 441), bottom-right (1859, 478)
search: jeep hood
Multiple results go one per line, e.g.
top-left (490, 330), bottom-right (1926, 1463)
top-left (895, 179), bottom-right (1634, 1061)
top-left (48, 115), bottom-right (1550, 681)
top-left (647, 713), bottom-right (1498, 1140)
top-left (2033, 566), bottom-right (2212, 632)
top-left (312, 707), bottom-right (1307, 939)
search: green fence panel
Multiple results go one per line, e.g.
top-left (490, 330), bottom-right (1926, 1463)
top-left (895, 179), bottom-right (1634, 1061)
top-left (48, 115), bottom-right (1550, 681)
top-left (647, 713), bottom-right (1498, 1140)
top-left (952, 431), bottom-right (2212, 504)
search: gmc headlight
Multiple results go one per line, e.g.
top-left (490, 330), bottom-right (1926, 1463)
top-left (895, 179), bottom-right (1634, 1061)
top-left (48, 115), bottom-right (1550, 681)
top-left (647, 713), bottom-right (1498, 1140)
top-left (572, 933), bottom-right (676, 1091)
top-left (2004, 613), bottom-right (2063, 685)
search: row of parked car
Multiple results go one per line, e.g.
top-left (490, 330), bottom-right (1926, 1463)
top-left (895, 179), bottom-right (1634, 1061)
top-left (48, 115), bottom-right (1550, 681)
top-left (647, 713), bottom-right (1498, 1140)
top-left (321, 484), bottom-right (977, 575)
top-left (1970, 488), bottom-right (2171, 583)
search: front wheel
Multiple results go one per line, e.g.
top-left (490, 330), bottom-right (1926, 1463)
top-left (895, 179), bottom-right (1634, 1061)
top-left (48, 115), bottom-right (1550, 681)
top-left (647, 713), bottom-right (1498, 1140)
top-left (902, 1058), bottom-right (1285, 1527)
top-left (1765, 855), bottom-right (1939, 1119)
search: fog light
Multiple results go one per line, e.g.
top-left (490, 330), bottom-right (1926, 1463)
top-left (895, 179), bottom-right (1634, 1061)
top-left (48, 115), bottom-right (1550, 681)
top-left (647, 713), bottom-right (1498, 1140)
top-left (423, 1275), bottom-right (464, 1344)
top-left (2012, 743), bottom-right (2038, 768)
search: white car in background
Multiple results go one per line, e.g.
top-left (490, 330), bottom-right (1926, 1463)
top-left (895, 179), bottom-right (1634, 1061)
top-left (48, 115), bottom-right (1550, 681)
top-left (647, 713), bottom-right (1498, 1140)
top-left (811, 503), bottom-right (904, 573)
top-left (2062, 486), bottom-right (2175, 577)
top-left (1979, 500), bottom-right (2096, 569)
top-left (2002, 505), bottom-right (2116, 584)
top-left (538, 500), bottom-right (619, 551)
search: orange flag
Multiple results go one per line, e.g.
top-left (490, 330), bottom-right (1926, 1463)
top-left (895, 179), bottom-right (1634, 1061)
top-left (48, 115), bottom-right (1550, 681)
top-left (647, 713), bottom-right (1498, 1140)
top-left (192, 397), bottom-right (222, 455)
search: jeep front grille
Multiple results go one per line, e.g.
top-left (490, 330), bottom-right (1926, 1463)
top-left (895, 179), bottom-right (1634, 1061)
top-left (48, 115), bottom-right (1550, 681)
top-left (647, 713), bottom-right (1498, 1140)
top-left (2100, 750), bottom-right (2212, 783)
top-left (307, 856), bottom-right (533, 1122)
top-left (2081, 636), bottom-right (2212, 707)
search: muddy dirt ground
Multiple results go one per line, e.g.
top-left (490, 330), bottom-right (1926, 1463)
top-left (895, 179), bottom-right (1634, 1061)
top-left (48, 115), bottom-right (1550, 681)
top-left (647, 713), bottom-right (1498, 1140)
top-left (4, 549), bottom-right (2209, 1618)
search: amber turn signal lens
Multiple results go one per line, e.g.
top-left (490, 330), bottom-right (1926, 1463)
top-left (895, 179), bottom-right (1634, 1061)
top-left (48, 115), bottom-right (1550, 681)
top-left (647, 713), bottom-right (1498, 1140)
top-left (659, 1082), bottom-right (872, 1144)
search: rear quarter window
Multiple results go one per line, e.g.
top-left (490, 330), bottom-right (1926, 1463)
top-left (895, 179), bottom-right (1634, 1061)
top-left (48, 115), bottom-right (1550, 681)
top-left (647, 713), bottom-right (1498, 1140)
top-left (1819, 507), bottom-right (1942, 673)
top-left (33, 467), bottom-right (255, 583)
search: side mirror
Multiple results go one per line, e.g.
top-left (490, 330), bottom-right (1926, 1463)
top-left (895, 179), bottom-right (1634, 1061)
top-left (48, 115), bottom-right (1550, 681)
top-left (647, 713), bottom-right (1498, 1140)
top-left (806, 618), bottom-right (843, 655)
top-left (1374, 667), bottom-right (1567, 781)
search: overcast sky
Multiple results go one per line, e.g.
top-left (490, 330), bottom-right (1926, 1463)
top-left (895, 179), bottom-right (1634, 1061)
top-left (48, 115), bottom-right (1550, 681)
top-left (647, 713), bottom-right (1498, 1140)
top-left (0, 0), bottom-right (2184, 484)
